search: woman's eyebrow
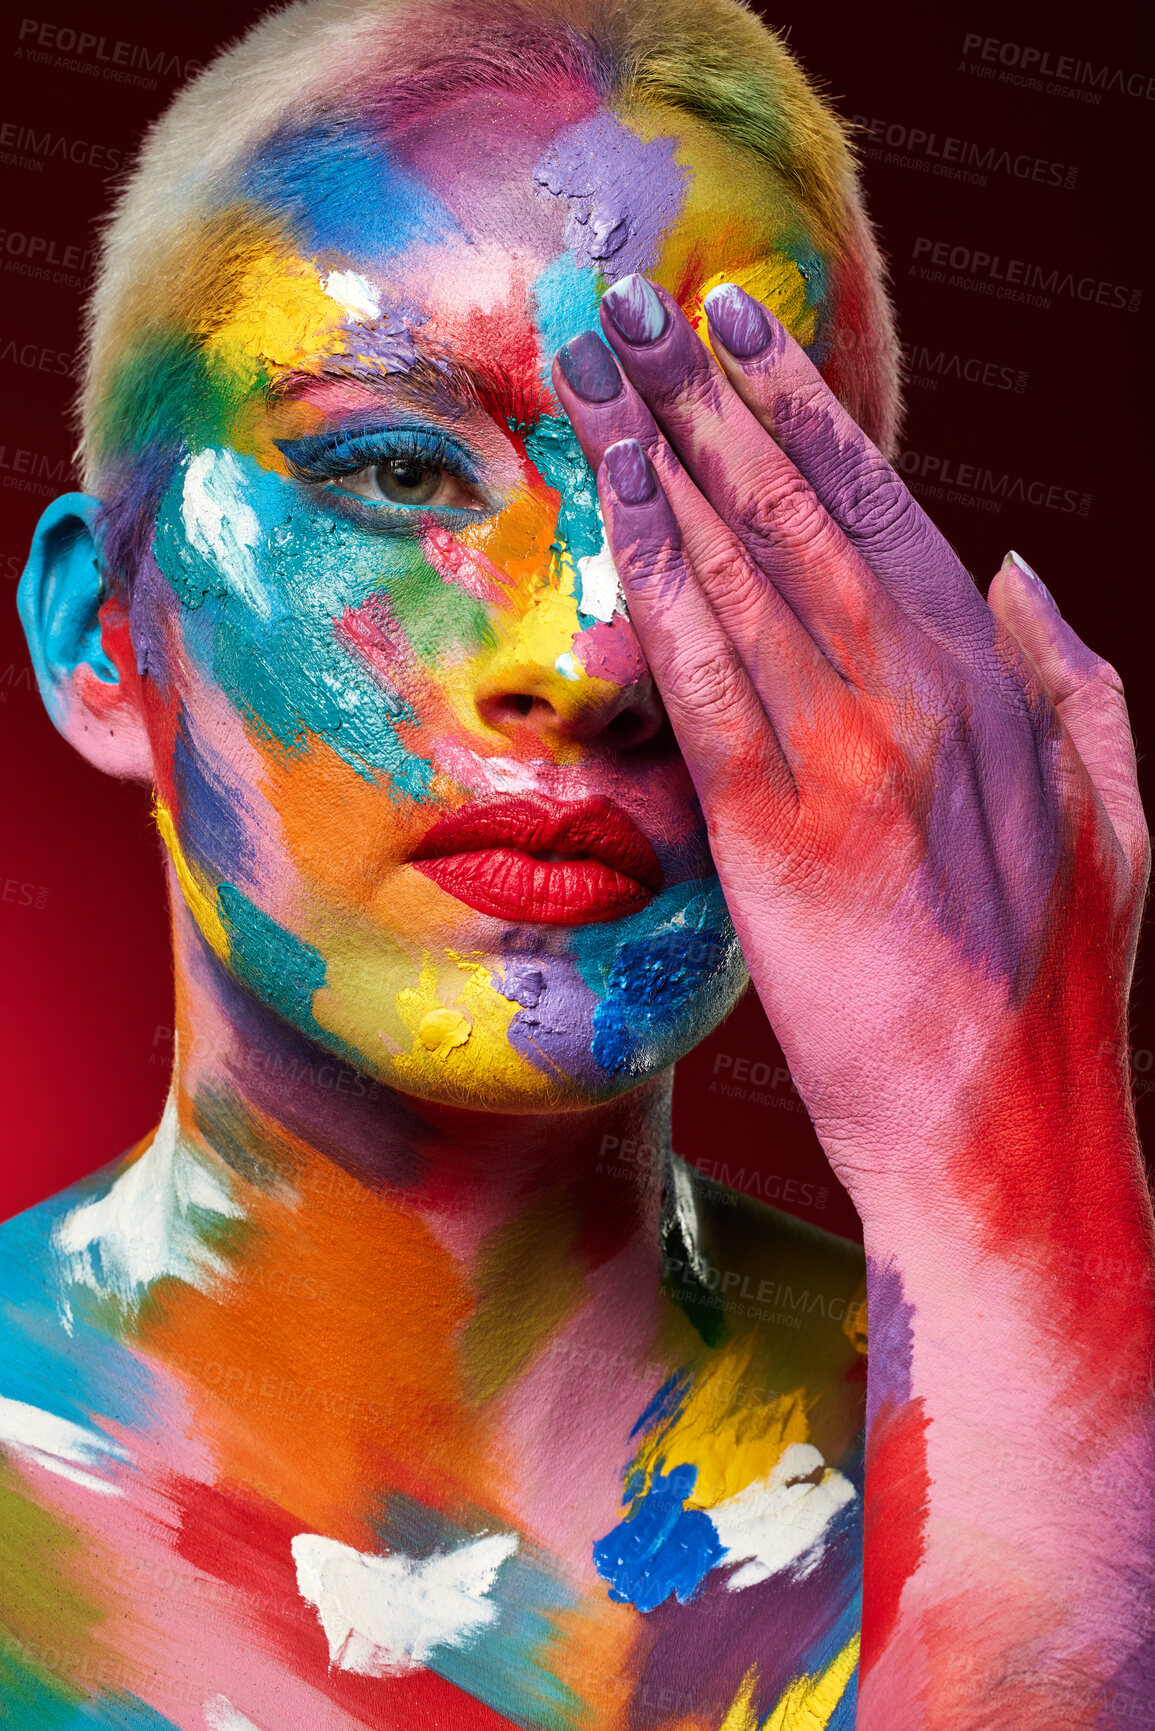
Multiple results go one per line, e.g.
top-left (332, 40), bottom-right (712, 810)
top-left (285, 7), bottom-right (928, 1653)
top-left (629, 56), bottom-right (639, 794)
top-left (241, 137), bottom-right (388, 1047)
top-left (270, 351), bottom-right (554, 433)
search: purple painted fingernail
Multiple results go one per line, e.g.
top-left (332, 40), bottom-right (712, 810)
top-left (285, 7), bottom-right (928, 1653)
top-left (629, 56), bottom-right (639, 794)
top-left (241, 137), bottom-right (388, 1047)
top-left (556, 331), bottom-right (622, 403)
top-left (604, 439), bottom-right (656, 505)
top-left (704, 283), bottom-right (772, 359)
top-left (602, 274), bottom-right (668, 345)
top-left (1006, 549), bottom-right (1055, 606)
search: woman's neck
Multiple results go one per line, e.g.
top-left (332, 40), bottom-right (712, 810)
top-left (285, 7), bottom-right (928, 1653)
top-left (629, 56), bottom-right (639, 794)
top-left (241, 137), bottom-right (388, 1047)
top-left (164, 894), bottom-right (672, 1279)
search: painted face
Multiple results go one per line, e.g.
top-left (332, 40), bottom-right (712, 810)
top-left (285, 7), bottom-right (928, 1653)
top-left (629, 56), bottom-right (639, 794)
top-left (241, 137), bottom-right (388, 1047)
top-left (130, 88), bottom-right (828, 1108)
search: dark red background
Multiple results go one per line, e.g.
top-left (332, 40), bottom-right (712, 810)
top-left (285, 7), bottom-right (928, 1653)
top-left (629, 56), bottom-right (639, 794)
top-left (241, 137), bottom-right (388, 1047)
top-left (2, 0), bottom-right (1151, 1234)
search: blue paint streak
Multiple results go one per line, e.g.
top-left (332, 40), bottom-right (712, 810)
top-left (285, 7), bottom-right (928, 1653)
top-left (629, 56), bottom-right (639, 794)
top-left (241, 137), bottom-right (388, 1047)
top-left (593, 1462), bottom-right (723, 1613)
top-left (572, 882), bottom-right (735, 1077)
top-left (172, 720), bottom-right (252, 884)
top-left (0, 1185), bottom-right (159, 1433)
top-left (235, 120), bottom-right (462, 262)
top-left (531, 251), bottom-right (602, 375)
top-left (628, 1370), bottom-right (689, 1442)
top-left (373, 1495), bottom-right (582, 1728)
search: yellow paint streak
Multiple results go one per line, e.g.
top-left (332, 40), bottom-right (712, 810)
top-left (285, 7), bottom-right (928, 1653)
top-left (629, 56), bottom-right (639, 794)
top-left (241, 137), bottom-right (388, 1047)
top-left (202, 250), bottom-right (351, 397)
top-left (689, 261), bottom-right (818, 355)
top-left (154, 797), bottom-right (229, 959)
top-left (393, 953), bottom-right (528, 1092)
top-left (631, 1339), bottom-right (812, 1509)
top-left (762, 1636), bottom-right (860, 1731)
top-left (718, 1666), bottom-right (761, 1731)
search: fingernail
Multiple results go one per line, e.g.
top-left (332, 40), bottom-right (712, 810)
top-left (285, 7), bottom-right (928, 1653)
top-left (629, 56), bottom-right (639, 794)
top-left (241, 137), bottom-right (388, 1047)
top-left (1006, 549), bottom-right (1055, 606)
top-left (604, 439), bottom-right (656, 505)
top-left (704, 283), bottom-right (772, 359)
top-left (556, 331), bottom-right (623, 403)
top-left (602, 274), bottom-right (668, 345)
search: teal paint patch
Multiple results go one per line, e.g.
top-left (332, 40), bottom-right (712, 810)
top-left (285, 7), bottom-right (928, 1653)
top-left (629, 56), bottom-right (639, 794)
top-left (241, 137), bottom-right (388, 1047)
top-left (374, 1494), bottom-right (583, 1729)
top-left (211, 606), bottom-right (430, 792)
top-left (218, 883), bottom-right (327, 1031)
top-left (531, 251), bottom-right (603, 373)
top-left (151, 497), bottom-right (229, 610)
top-left (152, 452), bottom-right (436, 797)
top-left (523, 415), bottom-right (603, 566)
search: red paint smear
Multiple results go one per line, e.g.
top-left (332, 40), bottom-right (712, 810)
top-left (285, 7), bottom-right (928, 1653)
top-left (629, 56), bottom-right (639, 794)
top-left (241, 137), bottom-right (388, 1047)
top-left (860, 1395), bottom-right (930, 1676)
top-left (175, 1474), bottom-right (519, 1727)
top-left (948, 804), bottom-right (1155, 1411)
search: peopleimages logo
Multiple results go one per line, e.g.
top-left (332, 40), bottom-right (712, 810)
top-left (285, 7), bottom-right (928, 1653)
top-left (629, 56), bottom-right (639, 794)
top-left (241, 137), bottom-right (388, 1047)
top-left (14, 19), bottom-right (204, 90)
top-left (911, 238), bottom-right (1141, 314)
top-left (960, 33), bottom-right (1155, 103)
top-left (897, 450), bottom-right (1092, 519)
top-left (854, 114), bottom-right (1077, 191)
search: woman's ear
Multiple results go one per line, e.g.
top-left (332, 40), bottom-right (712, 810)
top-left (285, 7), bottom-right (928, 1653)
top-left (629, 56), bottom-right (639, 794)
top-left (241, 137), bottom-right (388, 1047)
top-left (17, 492), bottom-right (154, 779)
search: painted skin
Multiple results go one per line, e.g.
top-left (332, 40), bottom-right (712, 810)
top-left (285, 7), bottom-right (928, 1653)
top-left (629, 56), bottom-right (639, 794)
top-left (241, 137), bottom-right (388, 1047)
top-left (4, 67), bottom-right (1153, 1731)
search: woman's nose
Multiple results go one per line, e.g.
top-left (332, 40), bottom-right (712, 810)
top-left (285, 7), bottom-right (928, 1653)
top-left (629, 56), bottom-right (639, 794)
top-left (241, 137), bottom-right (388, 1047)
top-left (474, 624), bottom-right (667, 750)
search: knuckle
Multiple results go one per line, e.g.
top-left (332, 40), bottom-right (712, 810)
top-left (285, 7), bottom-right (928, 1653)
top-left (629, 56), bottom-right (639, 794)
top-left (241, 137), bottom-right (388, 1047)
top-left (667, 643), bottom-right (747, 714)
top-left (841, 467), bottom-right (919, 542)
top-left (739, 473), bottom-right (823, 547)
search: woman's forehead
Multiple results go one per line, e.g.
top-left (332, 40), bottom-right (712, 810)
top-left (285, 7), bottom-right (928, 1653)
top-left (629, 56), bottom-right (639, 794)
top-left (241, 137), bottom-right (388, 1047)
top-left (208, 95), bottom-right (819, 400)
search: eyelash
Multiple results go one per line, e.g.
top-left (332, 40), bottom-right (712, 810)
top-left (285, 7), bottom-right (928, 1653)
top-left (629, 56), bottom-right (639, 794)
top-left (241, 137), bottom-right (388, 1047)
top-left (274, 426), bottom-right (488, 530)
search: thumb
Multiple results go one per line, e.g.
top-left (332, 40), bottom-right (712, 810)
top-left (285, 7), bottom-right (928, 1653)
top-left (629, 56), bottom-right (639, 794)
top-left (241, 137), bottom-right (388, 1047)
top-left (988, 550), bottom-right (1149, 888)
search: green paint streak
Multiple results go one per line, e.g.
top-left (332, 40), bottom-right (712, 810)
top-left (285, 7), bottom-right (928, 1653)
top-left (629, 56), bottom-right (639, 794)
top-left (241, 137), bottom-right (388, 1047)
top-left (191, 1085), bottom-right (297, 1192)
top-left (95, 332), bottom-right (259, 475)
top-left (0, 1458), bottom-right (105, 1718)
top-left (461, 1192), bottom-right (585, 1404)
top-left (386, 551), bottom-right (493, 664)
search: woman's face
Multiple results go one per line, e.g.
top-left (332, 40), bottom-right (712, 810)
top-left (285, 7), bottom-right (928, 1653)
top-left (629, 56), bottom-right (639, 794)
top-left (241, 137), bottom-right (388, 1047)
top-left (132, 87), bottom-right (828, 1108)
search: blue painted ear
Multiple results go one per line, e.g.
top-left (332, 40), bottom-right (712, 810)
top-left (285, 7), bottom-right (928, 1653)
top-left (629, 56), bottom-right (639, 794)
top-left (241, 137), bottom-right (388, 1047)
top-left (17, 493), bottom-right (117, 723)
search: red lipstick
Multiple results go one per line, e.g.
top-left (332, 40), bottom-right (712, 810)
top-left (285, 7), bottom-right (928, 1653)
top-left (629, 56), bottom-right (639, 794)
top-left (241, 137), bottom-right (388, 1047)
top-left (412, 796), bottom-right (662, 924)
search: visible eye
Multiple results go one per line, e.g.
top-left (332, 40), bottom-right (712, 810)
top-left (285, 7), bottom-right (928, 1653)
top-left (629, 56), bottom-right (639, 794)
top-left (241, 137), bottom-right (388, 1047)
top-left (337, 456), bottom-right (482, 511)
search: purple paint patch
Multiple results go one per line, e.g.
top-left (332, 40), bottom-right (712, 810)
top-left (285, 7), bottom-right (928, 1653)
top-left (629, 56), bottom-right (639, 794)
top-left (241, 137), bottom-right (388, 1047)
top-left (573, 616), bottom-right (647, 687)
top-left (533, 111), bottom-right (689, 283)
top-left (864, 1256), bottom-right (915, 1429)
top-left (499, 953), bottom-right (605, 1086)
top-left (630, 1502), bottom-right (862, 1727)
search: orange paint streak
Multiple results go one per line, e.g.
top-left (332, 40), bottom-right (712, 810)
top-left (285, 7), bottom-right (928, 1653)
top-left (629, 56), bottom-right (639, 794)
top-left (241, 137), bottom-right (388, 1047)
top-left (140, 1131), bottom-right (506, 1546)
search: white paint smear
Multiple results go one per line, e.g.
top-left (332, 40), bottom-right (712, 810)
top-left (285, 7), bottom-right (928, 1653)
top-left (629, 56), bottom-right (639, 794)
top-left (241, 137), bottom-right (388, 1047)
top-left (203, 1698), bottom-right (265, 1731)
top-left (291, 1530), bottom-right (518, 1677)
top-left (181, 447), bottom-right (267, 616)
top-left (576, 541), bottom-right (625, 623)
top-left (711, 1442), bottom-right (857, 1589)
top-left (554, 651), bottom-right (580, 681)
top-left (323, 269), bottom-right (382, 323)
top-left (0, 1395), bottom-right (129, 1497)
top-left (55, 1093), bottom-right (244, 1307)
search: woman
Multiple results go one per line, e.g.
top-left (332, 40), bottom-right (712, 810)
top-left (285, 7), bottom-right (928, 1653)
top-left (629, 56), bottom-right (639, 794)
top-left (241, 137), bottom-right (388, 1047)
top-left (5, 0), bottom-right (1152, 1725)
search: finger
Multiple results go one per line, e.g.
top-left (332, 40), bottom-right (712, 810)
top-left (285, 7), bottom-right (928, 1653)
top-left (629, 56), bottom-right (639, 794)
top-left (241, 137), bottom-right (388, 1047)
top-left (988, 551), bottom-right (1148, 881)
top-left (596, 437), bottom-right (795, 815)
top-left (552, 334), bottom-right (840, 714)
top-left (593, 275), bottom-right (919, 685)
top-left (702, 281), bottom-right (998, 669)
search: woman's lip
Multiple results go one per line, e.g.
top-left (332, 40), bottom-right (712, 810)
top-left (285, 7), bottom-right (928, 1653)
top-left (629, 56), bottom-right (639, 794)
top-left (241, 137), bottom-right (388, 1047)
top-left (411, 796), bottom-right (663, 924)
